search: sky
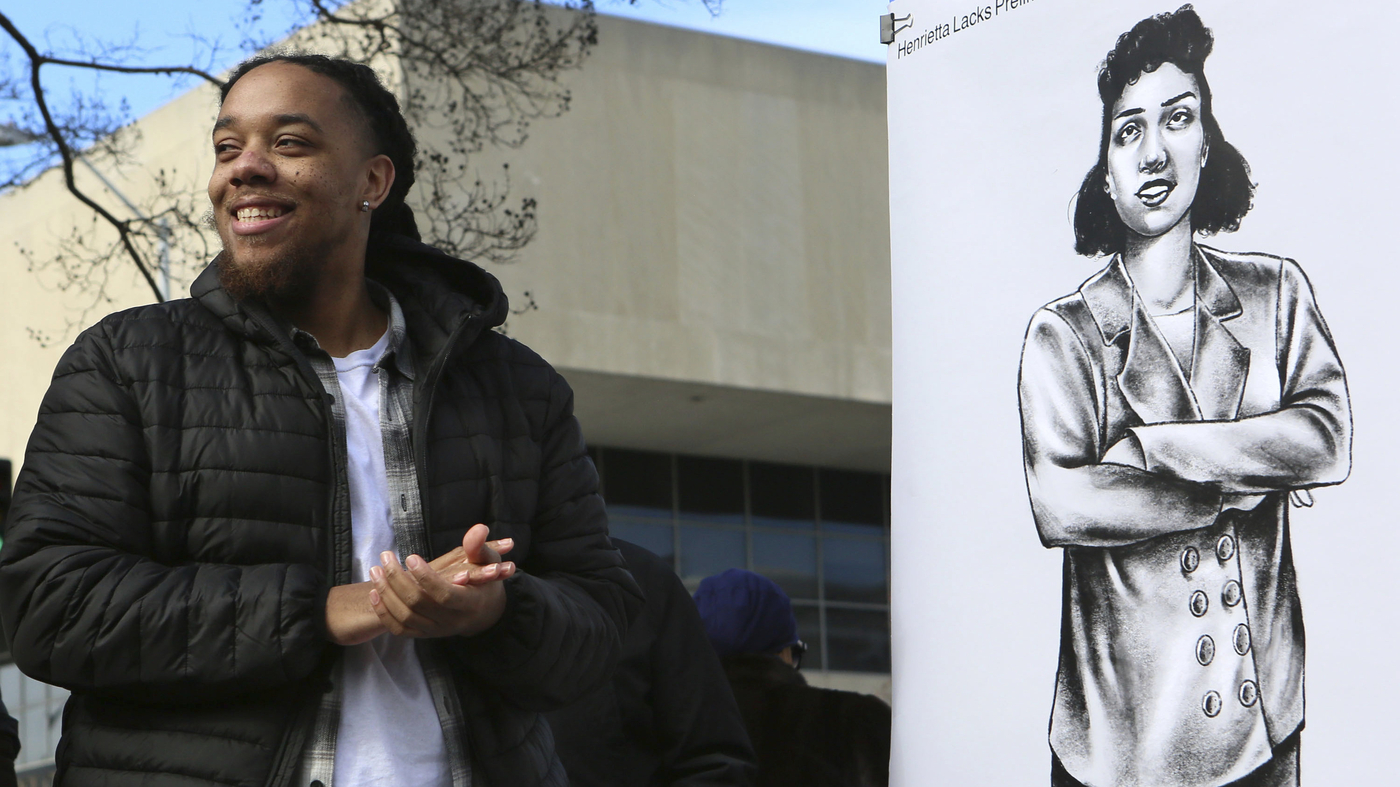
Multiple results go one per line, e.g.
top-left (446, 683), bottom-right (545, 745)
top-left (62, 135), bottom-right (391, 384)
top-left (1, 0), bottom-right (889, 127)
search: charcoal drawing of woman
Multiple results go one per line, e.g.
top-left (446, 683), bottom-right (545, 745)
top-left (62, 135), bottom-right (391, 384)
top-left (1017, 6), bottom-right (1351, 786)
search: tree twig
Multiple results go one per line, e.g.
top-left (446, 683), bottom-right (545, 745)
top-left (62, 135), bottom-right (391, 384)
top-left (0, 11), bottom-right (166, 302)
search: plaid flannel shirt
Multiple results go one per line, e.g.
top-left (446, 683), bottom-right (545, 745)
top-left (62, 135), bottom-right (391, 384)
top-left (293, 285), bottom-right (471, 787)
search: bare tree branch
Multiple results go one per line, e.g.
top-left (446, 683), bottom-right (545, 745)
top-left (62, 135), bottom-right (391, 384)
top-left (4, 0), bottom-right (724, 339)
top-left (0, 11), bottom-right (170, 302)
top-left (34, 56), bottom-right (222, 85)
top-left (282, 0), bottom-right (601, 263)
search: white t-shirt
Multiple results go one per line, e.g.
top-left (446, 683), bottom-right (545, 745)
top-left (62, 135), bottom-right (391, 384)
top-left (331, 330), bottom-right (451, 787)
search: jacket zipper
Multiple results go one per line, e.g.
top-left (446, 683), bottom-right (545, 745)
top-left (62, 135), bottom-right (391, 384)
top-left (252, 317), bottom-right (344, 787)
top-left (413, 313), bottom-right (483, 541)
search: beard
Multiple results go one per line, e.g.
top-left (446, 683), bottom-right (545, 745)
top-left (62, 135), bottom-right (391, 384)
top-left (216, 238), bottom-right (326, 305)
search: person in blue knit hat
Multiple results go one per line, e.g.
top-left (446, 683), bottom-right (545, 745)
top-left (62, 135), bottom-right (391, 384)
top-left (694, 569), bottom-right (890, 787)
top-left (693, 569), bottom-right (806, 664)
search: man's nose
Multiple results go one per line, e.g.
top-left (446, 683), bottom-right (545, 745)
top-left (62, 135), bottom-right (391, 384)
top-left (227, 148), bottom-right (276, 186)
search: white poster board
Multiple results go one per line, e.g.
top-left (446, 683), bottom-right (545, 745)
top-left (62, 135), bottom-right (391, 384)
top-left (888, 2), bottom-right (1400, 784)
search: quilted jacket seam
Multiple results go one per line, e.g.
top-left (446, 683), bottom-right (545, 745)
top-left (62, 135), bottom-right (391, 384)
top-left (62, 762), bottom-right (246, 787)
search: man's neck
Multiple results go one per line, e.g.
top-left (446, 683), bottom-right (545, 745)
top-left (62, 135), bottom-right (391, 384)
top-left (273, 254), bottom-right (388, 357)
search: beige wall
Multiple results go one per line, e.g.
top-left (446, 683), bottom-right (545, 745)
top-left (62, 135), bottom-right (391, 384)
top-left (426, 15), bottom-right (892, 468)
top-left (0, 14), bottom-right (891, 479)
top-left (484, 18), bottom-right (890, 404)
top-left (0, 82), bottom-right (222, 479)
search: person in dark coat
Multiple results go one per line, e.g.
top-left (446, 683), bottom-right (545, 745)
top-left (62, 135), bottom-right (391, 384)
top-left (0, 476), bottom-right (19, 787)
top-left (548, 539), bottom-right (756, 786)
top-left (694, 569), bottom-right (891, 787)
top-left (0, 54), bottom-right (640, 787)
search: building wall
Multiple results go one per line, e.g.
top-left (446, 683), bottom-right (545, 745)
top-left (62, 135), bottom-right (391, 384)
top-left (0, 81), bottom-right (221, 482)
top-left (418, 14), bottom-right (892, 470)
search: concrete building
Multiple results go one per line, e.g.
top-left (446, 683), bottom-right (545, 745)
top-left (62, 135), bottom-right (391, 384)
top-left (0, 11), bottom-right (889, 778)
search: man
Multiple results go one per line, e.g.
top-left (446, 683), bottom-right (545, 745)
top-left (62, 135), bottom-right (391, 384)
top-left (694, 569), bottom-right (891, 787)
top-left (547, 540), bottom-right (756, 786)
top-left (0, 54), bottom-right (640, 787)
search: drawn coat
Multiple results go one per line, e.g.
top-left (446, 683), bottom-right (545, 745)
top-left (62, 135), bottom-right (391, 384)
top-left (1018, 244), bottom-right (1350, 787)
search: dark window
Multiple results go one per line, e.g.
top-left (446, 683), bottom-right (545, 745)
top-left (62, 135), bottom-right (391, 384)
top-left (820, 468), bottom-right (884, 533)
top-left (677, 456), bottom-right (744, 523)
top-left (679, 525), bottom-right (746, 589)
top-left (826, 608), bottom-right (891, 672)
top-left (823, 537), bottom-right (887, 604)
top-left (793, 604), bottom-right (823, 669)
top-left (750, 462), bottom-right (815, 530)
top-left (610, 521), bottom-right (674, 566)
top-left (3, 662), bottom-right (68, 767)
top-left (753, 531), bottom-right (817, 600)
top-left (600, 448), bottom-right (671, 519)
top-left (597, 447), bottom-right (891, 675)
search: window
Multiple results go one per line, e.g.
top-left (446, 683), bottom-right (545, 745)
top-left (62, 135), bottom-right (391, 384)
top-left (0, 660), bottom-right (66, 770)
top-left (596, 447), bottom-right (890, 673)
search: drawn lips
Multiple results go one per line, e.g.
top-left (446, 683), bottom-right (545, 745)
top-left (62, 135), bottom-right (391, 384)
top-left (1136, 180), bottom-right (1174, 207)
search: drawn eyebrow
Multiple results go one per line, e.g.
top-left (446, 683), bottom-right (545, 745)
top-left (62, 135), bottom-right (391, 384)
top-left (1113, 107), bottom-right (1144, 121)
top-left (1162, 91), bottom-right (1196, 107)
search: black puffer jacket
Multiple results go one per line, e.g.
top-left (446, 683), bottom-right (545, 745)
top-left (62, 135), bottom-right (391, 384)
top-left (548, 539), bottom-right (756, 786)
top-left (0, 235), bottom-right (642, 787)
top-left (723, 655), bottom-right (891, 787)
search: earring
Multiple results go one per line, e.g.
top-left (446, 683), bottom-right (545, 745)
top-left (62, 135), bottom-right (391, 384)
top-left (360, 200), bottom-right (371, 212)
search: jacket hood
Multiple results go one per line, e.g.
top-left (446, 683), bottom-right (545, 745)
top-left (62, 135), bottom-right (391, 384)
top-left (366, 233), bottom-right (509, 364)
top-left (191, 234), bottom-right (509, 359)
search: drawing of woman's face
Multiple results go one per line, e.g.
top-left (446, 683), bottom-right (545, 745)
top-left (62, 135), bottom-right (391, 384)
top-left (1104, 62), bottom-right (1209, 240)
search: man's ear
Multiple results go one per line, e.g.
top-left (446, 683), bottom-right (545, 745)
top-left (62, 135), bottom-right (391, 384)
top-left (363, 154), bottom-right (396, 210)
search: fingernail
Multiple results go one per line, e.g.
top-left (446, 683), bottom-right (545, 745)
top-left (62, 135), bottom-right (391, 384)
top-left (483, 564), bottom-right (498, 576)
top-left (453, 572), bottom-right (470, 583)
top-left (369, 589), bottom-right (380, 605)
top-left (370, 566), bottom-right (384, 582)
top-left (499, 538), bottom-right (513, 547)
top-left (407, 555), bottom-right (424, 569)
top-left (381, 551), bottom-right (394, 566)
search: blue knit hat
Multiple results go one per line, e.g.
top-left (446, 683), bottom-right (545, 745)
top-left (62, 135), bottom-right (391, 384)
top-left (693, 569), bottom-right (801, 657)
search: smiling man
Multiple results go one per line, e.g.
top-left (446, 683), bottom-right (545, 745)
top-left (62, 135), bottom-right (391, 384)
top-left (0, 54), bottom-right (641, 787)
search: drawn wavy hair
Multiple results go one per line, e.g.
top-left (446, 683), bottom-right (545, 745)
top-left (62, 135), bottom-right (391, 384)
top-left (1073, 5), bottom-right (1254, 257)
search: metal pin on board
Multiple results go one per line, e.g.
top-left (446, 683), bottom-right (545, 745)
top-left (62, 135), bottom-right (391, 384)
top-left (880, 13), bottom-right (914, 44)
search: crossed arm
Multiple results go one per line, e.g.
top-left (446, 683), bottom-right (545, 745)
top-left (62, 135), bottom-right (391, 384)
top-left (1019, 263), bottom-right (1350, 549)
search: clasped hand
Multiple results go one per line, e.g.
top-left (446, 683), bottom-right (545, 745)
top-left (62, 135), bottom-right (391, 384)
top-left (326, 524), bottom-right (516, 645)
